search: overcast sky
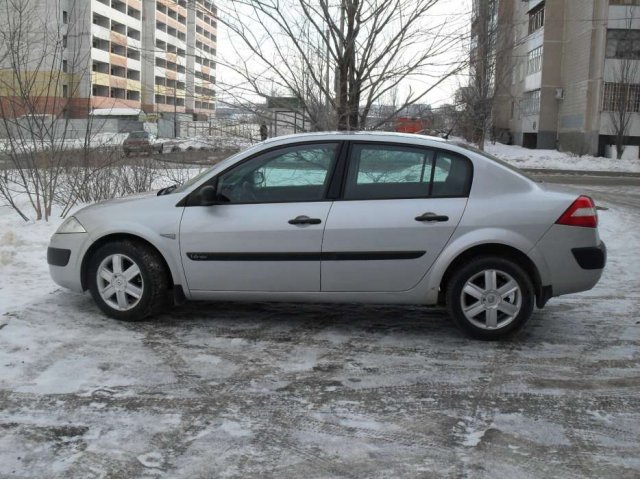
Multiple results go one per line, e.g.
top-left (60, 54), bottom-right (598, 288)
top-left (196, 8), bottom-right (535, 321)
top-left (215, 0), bottom-right (472, 109)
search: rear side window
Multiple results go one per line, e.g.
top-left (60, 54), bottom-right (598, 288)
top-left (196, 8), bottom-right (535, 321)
top-left (431, 151), bottom-right (473, 197)
top-left (344, 144), bottom-right (471, 200)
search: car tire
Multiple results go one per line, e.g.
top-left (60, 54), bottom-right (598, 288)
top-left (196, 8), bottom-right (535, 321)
top-left (446, 256), bottom-right (534, 340)
top-left (87, 240), bottom-right (171, 321)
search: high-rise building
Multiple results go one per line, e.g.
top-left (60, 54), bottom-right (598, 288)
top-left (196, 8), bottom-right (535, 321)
top-left (493, 0), bottom-right (640, 156)
top-left (0, 0), bottom-right (217, 119)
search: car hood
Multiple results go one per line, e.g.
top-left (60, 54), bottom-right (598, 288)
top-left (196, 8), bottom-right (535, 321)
top-left (74, 191), bottom-right (159, 216)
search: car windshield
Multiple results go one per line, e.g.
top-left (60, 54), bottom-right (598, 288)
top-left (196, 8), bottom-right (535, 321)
top-left (452, 141), bottom-right (535, 181)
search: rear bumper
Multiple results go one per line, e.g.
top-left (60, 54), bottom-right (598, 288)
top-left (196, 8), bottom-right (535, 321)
top-left (533, 225), bottom-right (605, 297)
top-left (572, 242), bottom-right (606, 270)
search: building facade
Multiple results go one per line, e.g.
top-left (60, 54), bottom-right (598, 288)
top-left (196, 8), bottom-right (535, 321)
top-left (494, 0), bottom-right (640, 156)
top-left (0, 0), bottom-right (217, 119)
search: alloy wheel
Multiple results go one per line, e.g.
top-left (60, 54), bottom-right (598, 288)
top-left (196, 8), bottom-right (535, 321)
top-left (460, 269), bottom-right (522, 330)
top-left (96, 254), bottom-right (144, 311)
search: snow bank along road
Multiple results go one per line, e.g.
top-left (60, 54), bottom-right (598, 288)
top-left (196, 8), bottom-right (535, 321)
top-left (0, 182), bottom-right (639, 477)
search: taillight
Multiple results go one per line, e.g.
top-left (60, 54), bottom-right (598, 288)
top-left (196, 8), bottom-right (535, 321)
top-left (556, 195), bottom-right (598, 228)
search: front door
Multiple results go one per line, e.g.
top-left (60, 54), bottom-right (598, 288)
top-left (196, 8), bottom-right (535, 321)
top-left (321, 143), bottom-right (472, 292)
top-left (180, 142), bottom-right (340, 292)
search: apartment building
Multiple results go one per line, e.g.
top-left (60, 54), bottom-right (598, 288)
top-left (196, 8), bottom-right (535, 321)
top-left (0, 0), bottom-right (217, 119)
top-left (494, 0), bottom-right (640, 156)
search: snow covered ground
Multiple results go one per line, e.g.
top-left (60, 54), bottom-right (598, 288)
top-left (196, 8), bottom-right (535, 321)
top-left (0, 182), bottom-right (639, 476)
top-left (485, 141), bottom-right (640, 173)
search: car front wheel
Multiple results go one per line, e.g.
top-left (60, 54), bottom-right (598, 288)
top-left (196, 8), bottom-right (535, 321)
top-left (446, 256), bottom-right (534, 340)
top-left (87, 240), bottom-right (170, 321)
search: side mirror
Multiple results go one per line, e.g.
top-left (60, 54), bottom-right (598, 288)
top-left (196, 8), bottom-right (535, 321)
top-left (200, 185), bottom-right (218, 206)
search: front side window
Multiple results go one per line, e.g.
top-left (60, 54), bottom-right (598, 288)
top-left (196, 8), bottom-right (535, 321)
top-left (344, 144), bottom-right (471, 200)
top-left (216, 143), bottom-right (339, 204)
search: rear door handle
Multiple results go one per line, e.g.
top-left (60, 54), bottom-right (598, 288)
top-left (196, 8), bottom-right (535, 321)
top-left (289, 215), bottom-right (322, 225)
top-left (415, 212), bottom-right (449, 222)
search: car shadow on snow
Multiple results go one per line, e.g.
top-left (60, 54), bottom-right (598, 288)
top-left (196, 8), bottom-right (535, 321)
top-left (49, 290), bottom-right (545, 345)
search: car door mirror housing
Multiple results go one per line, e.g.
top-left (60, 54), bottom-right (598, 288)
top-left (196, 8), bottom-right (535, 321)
top-left (200, 185), bottom-right (219, 206)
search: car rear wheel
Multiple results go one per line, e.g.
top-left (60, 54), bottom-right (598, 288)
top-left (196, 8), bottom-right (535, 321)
top-left (446, 256), bottom-right (534, 340)
top-left (88, 240), bottom-right (170, 321)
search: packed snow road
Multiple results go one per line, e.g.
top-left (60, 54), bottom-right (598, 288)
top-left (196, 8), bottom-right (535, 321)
top-left (0, 181), bottom-right (639, 477)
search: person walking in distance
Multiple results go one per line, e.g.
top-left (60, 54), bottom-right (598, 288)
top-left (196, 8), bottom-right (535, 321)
top-left (260, 123), bottom-right (268, 141)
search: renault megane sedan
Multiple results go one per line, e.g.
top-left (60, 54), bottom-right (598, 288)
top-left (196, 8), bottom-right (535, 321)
top-left (48, 132), bottom-right (606, 339)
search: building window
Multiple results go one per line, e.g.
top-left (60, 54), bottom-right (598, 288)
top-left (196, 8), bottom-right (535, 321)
top-left (127, 6), bottom-right (141, 20)
top-left (62, 10), bottom-right (68, 24)
top-left (526, 46), bottom-right (543, 75)
top-left (609, 0), bottom-right (640, 5)
top-left (603, 82), bottom-right (640, 112)
top-left (62, 85), bottom-right (68, 97)
top-left (62, 35), bottom-right (67, 48)
top-left (606, 29), bottom-right (640, 59)
top-left (62, 60), bottom-right (68, 73)
top-left (520, 89), bottom-right (541, 115)
top-left (528, 3), bottom-right (544, 35)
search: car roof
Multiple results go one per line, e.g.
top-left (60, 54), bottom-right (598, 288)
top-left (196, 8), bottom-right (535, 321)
top-left (261, 130), bottom-right (449, 146)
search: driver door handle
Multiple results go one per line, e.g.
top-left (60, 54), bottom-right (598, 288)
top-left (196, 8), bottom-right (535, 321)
top-left (415, 212), bottom-right (449, 222)
top-left (289, 215), bottom-right (322, 225)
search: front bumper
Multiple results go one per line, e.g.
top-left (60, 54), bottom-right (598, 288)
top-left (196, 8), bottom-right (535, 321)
top-left (48, 233), bottom-right (88, 293)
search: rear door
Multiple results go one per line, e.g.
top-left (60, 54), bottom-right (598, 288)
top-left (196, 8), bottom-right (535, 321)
top-left (321, 143), bottom-right (472, 292)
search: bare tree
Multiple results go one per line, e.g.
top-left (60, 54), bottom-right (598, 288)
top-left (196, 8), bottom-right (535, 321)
top-left (0, 0), bottom-right (97, 220)
top-left (606, 8), bottom-right (640, 160)
top-left (455, 0), bottom-right (516, 150)
top-left (218, 0), bottom-right (467, 132)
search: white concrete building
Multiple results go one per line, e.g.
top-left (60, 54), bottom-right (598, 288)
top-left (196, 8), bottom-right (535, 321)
top-left (0, 0), bottom-right (217, 119)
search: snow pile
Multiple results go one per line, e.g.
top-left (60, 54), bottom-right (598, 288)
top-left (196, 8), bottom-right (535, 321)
top-left (0, 210), bottom-right (61, 314)
top-left (485, 142), bottom-right (640, 173)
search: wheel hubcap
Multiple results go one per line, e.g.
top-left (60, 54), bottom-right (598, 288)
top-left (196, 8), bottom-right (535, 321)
top-left (460, 269), bottom-right (522, 330)
top-left (96, 254), bottom-right (144, 311)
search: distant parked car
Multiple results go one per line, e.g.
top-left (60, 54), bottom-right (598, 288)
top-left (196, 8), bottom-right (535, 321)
top-left (162, 138), bottom-right (214, 152)
top-left (48, 132), bottom-right (606, 339)
top-left (123, 131), bottom-right (163, 156)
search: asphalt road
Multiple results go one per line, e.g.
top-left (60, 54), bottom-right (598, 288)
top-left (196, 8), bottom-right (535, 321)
top-left (0, 174), bottom-right (638, 478)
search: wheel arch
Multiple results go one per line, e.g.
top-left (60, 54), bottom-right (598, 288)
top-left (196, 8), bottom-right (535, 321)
top-left (437, 243), bottom-right (543, 306)
top-left (81, 233), bottom-right (174, 292)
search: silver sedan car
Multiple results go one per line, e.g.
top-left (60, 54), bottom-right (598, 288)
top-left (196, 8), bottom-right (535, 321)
top-left (48, 132), bottom-right (606, 339)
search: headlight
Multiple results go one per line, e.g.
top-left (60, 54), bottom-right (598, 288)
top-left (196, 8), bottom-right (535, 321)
top-left (56, 216), bottom-right (87, 234)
